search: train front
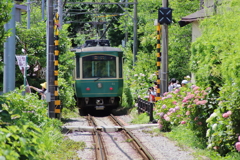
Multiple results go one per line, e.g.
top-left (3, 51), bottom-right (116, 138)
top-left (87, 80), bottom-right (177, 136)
top-left (73, 41), bottom-right (123, 111)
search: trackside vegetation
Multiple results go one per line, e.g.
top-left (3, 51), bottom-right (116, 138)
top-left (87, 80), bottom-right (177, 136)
top-left (127, 0), bottom-right (240, 159)
top-left (0, 89), bottom-right (85, 159)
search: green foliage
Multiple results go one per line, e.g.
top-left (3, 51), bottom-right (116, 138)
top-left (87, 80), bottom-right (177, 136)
top-left (49, 137), bottom-right (86, 160)
top-left (0, 124), bottom-right (42, 159)
top-left (0, 89), bottom-right (64, 159)
top-left (167, 0), bottom-right (199, 80)
top-left (166, 125), bottom-right (240, 160)
top-left (12, 5), bottom-right (76, 109)
top-left (131, 110), bottom-right (150, 124)
top-left (1, 88), bottom-right (49, 126)
top-left (61, 107), bottom-right (80, 119)
top-left (119, 0), bottom-right (200, 108)
top-left (190, 0), bottom-right (240, 155)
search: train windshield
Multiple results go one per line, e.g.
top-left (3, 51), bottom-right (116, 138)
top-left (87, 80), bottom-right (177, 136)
top-left (83, 55), bottom-right (116, 78)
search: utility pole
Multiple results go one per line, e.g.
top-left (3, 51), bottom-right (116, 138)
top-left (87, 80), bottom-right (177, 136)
top-left (133, 0), bottom-right (137, 65)
top-left (3, 3), bottom-right (16, 93)
top-left (47, 0), bottom-right (55, 118)
top-left (161, 0), bottom-right (169, 95)
top-left (27, 0), bottom-right (30, 29)
top-left (42, 0), bottom-right (45, 21)
top-left (58, 0), bottom-right (63, 29)
top-left (125, 0), bottom-right (128, 46)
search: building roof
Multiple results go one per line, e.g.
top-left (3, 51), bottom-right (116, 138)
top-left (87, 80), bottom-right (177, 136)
top-left (178, 7), bottom-right (214, 27)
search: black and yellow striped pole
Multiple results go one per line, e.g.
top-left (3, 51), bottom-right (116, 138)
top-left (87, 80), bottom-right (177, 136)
top-left (54, 13), bottom-right (61, 116)
top-left (155, 23), bottom-right (161, 101)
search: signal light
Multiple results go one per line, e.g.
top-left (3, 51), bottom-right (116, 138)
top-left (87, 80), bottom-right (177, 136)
top-left (158, 7), bottom-right (172, 25)
top-left (86, 87), bottom-right (90, 91)
top-left (109, 87), bottom-right (113, 90)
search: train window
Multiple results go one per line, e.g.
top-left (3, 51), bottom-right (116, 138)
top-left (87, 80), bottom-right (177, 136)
top-left (76, 56), bottom-right (80, 78)
top-left (82, 55), bottom-right (116, 78)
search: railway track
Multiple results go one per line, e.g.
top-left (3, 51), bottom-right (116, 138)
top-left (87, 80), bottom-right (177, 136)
top-left (87, 115), bottom-right (107, 160)
top-left (87, 114), bottom-right (155, 160)
top-left (109, 114), bottom-right (155, 160)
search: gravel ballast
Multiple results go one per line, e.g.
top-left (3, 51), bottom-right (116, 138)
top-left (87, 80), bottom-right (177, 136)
top-left (63, 115), bottom-right (197, 160)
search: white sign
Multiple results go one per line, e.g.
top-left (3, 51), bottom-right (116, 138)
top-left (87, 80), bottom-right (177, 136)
top-left (16, 55), bottom-right (27, 71)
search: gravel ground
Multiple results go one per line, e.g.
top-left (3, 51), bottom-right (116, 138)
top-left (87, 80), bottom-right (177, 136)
top-left (131, 129), bottom-right (195, 160)
top-left (63, 114), bottom-right (197, 160)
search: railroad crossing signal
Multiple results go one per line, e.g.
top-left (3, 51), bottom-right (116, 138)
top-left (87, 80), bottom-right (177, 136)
top-left (158, 7), bottom-right (172, 25)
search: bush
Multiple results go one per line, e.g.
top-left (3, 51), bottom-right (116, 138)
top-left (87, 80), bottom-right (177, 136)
top-left (0, 89), bottom-right (63, 159)
top-left (154, 84), bottom-right (215, 137)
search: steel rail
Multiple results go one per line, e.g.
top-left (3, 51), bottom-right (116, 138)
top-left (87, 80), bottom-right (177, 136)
top-left (87, 115), bottom-right (107, 160)
top-left (109, 114), bottom-right (155, 160)
top-left (67, 2), bottom-right (137, 5)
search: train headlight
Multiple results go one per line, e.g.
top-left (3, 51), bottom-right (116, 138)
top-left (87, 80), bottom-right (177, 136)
top-left (109, 87), bottom-right (113, 90)
top-left (98, 83), bottom-right (102, 88)
top-left (86, 87), bottom-right (90, 91)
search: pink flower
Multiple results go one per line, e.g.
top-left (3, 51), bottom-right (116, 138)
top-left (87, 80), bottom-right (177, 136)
top-left (194, 117), bottom-right (198, 121)
top-left (222, 113), bottom-right (228, 118)
top-left (173, 89), bottom-right (180, 94)
top-left (196, 100), bottom-right (208, 105)
top-left (184, 94), bottom-right (195, 100)
top-left (165, 116), bottom-right (170, 121)
top-left (203, 91), bottom-right (208, 95)
top-left (198, 122), bottom-right (202, 125)
top-left (163, 92), bottom-right (168, 96)
top-left (175, 106), bottom-right (180, 110)
top-left (194, 91), bottom-right (200, 94)
top-left (238, 136), bottom-right (240, 142)
top-left (227, 111), bottom-right (232, 115)
top-left (186, 111), bottom-right (190, 115)
top-left (180, 121), bottom-right (186, 124)
top-left (157, 112), bottom-right (164, 118)
top-left (166, 94), bottom-right (172, 98)
top-left (167, 112), bottom-right (171, 115)
top-left (193, 99), bottom-right (199, 103)
top-left (193, 86), bottom-right (200, 90)
top-left (236, 142), bottom-right (240, 151)
top-left (206, 87), bottom-right (211, 90)
top-left (177, 114), bottom-right (181, 117)
top-left (169, 108), bottom-right (176, 113)
top-left (191, 85), bottom-right (196, 89)
top-left (162, 104), bottom-right (167, 109)
top-left (182, 99), bottom-right (188, 103)
top-left (222, 110), bottom-right (232, 118)
top-left (172, 101), bottom-right (177, 105)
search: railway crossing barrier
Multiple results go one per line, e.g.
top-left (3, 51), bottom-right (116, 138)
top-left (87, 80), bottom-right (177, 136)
top-left (137, 98), bottom-right (154, 122)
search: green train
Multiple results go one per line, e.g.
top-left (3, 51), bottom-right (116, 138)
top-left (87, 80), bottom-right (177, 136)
top-left (73, 40), bottom-right (123, 112)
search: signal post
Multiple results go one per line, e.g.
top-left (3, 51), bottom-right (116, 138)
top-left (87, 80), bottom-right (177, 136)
top-left (156, 0), bottom-right (172, 97)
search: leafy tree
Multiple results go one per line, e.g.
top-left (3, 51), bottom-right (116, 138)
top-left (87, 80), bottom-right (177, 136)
top-left (118, 0), bottom-right (199, 103)
top-left (14, 5), bottom-right (75, 109)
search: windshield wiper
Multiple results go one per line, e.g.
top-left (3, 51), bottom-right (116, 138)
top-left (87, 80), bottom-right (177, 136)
top-left (94, 77), bottom-right (101, 81)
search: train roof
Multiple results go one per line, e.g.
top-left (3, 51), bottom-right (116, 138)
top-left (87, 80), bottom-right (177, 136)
top-left (73, 46), bottom-right (122, 53)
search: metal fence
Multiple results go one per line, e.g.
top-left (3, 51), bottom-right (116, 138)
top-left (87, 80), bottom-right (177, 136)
top-left (137, 98), bottom-right (154, 122)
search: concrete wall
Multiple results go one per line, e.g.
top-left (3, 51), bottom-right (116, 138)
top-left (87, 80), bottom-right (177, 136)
top-left (192, 21), bottom-right (202, 42)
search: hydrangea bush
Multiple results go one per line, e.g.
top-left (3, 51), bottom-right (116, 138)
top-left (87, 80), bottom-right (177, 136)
top-left (155, 84), bottom-right (215, 139)
top-left (206, 101), bottom-right (240, 155)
